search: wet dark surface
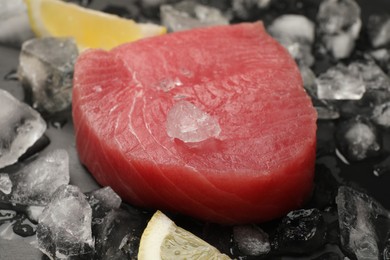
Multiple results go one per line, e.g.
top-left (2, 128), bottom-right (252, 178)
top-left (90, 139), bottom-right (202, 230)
top-left (1, 0), bottom-right (390, 259)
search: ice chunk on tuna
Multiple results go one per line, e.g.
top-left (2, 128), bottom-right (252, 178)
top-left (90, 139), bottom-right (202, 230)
top-left (9, 149), bottom-right (70, 206)
top-left (336, 186), bottom-right (390, 260)
top-left (316, 64), bottom-right (365, 100)
top-left (18, 37), bottom-right (79, 114)
top-left (160, 1), bottom-right (229, 32)
top-left (317, 0), bottom-right (361, 59)
top-left (268, 15), bottom-right (315, 66)
top-left (166, 100), bottom-right (221, 143)
top-left (0, 90), bottom-right (46, 169)
top-left (0, 0), bottom-right (34, 46)
top-left (37, 185), bottom-right (94, 259)
top-left (233, 225), bottom-right (270, 256)
top-left (367, 14), bottom-right (390, 48)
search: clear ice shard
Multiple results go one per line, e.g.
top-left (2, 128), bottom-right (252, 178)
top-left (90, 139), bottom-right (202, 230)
top-left (233, 225), bottom-right (270, 256)
top-left (268, 15), bottom-right (315, 67)
top-left (316, 64), bottom-right (366, 100)
top-left (0, 89), bottom-right (46, 169)
top-left (336, 186), bottom-right (390, 260)
top-left (160, 0), bottom-right (229, 32)
top-left (37, 185), bottom-right (94, 260)
top-left (18, 37), bottom-right (79, 114)
top-left (317, 0), bottom-right (361, 59)
top-left (86, 186), bottom-right (121, 219)
top-left (9, 149), bottom-right (70, 206)
top-left (166, 100), bottom-right (221, 143)
top-left (367, 14), bottom-right (390, 48)
top-left (0, 0), bottom-right (34, 46)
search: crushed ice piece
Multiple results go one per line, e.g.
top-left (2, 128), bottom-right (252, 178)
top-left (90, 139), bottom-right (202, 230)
top-left (336, 186), bottom-right (390, 260)
top-left (18, 37), bottom-right (79, 114)
top-left (0, 0), bottom-right (34, 46)
top-left (9, 149), bottom-right (70, 206)
top-left (367, 14), bottom-right (390, 48)
top-left (317, 0), bottom-right (361, 59)
top-left (166, 100), bottom-right (221, 143)
top-left (160, 1), bottom-right (229, 32)
top-left (233, 225), bottom-right (270, 256)
top-left (86, 186), bottom-right (121, 220)
top-left (348, 60), bottom-right (390, 92)
top-left (232, 0), bottom-right (271, 20)
top-left (368, 48), bottom-right (390, 74)
top-left (336, 116), bottom-right (381, 161)
top-left (372, 102), bottom-right (390, 128)
top-left (315, 106), bottom-right (340, 120)
top-left (316, 64), bottom-right (365, 100)
top-left (158, 77), bottom-right (183, 92)
top-left (26, 205), bottom-right (45, 223)
top-left (37, 185), bottom-right (94, 259)
top-left (268, 15), bottom-right (315, 66)
top-left (94, 208), bottom-right (148, 259)
top-left (271, 208), bottom-right (327, 254)
top-left (0, 89), bottom-right (46, 169)
top-left (0, 174), bottom-right (12, 195)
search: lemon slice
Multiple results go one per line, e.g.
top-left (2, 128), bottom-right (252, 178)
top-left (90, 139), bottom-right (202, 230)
top-left (24, 0), bottom-right (166, 50)
top-left (138, 211), bottom-right (231, 260)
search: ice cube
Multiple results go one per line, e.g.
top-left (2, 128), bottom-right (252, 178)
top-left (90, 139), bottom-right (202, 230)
top-left (160, 1), bottom-right (229, 32)
top-left (315, 103), bottom-right (340, 120)
top-left (271, 208), bottom-right (327, 254)
top-left (166, 100), bottom-right (221, 143)
top-left (86, 186), bottom-right (121, 220)
top-left (26, 205), bottom-right (45, 223)
top-left (336, 186), bottom-right (390, 260)
top-left (233, 225), bottom-right (270, 256)
top-left (0, 0), bottom-right (34, 46)
top-left (0, 89), bottom-right (46, 169)
top-left (9, 149), bottom-right (70, 206)
top-left (368, 48), bottom-right (390, 74)
top-left (335, 116), bottom-right (381, 161)
top-left (18, 37), bottom-right (79, 114)
top-left (372, 102), bottom-right (390, 128)
top-left (348, 60), bottom-right (390, 92)
top-left (37, 185), bottom-right (94, 259)
top-left (367, 14), bottom-right (390, 48)
top-left (317, 0), bottom-right (361, 59)
top-left (316, 64), bottom-right (366, 100)
top-left (93, 208), bottom-right (148, 259)
top-left (268, 15), bottom-right (315, 66)
top-left (0, 174), bottom-right (12, 195)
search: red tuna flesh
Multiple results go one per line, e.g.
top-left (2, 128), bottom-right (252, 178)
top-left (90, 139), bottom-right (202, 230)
top-left (72, 22), bottom-right (317, 224)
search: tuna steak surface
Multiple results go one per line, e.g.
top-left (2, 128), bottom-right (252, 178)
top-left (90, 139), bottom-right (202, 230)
top-left (72, 22), bottom-right (317, 224)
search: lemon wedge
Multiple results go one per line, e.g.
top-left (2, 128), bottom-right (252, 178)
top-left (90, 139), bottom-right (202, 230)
top-left (24, 0), bottom-right (166, 50)
top-left (138, 211), bottom-right (231, 260)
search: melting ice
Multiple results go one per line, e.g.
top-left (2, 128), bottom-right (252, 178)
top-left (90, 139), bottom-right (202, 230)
top-left (166, 100), bottom-right (221, 143)
top-left (0, 89), bottom-right (46, 169)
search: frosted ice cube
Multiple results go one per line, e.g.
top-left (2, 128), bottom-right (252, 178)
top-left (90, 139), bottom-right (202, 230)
top-left (348, 61), bottom-right (390, 92)
top-left (367, 14), bottom-right (390, 48)
top-left (0, 174), bottom-right (12, 195)
top-left (336, 186), bottom-right (390, 260)
top-left (268, 15), bottom-right (315, 66)
top-left (9, 149), bottom-right (70, 206)
top-left (316, 64), bottom-right (365, 100)
top-left (232, 0), bottom-right (271, 20)
top-left (0, 0), bottom-right (34, 46)
top-left (368, 48), bottom-right (390, 74)
top-left (160, 1), bottom-right (229, 32)
top-left (166, 100), bottom-right (221, 143)
top-left (233, 225), bottom-right (270, 256)
top-left (18, 37), bottom-right (79, 114)
top-left (336, 116), bottom-right (381, 161)
top-left (37, 185), bottom-right (94, 259)
top-left (317, 0), bottom-right (361, 59)
top-left (0, 89), bottom-right (46, 169)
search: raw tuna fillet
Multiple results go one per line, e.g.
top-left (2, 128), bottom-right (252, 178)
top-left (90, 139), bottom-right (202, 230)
top-left (72, 22), bottom-right (317, 224)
